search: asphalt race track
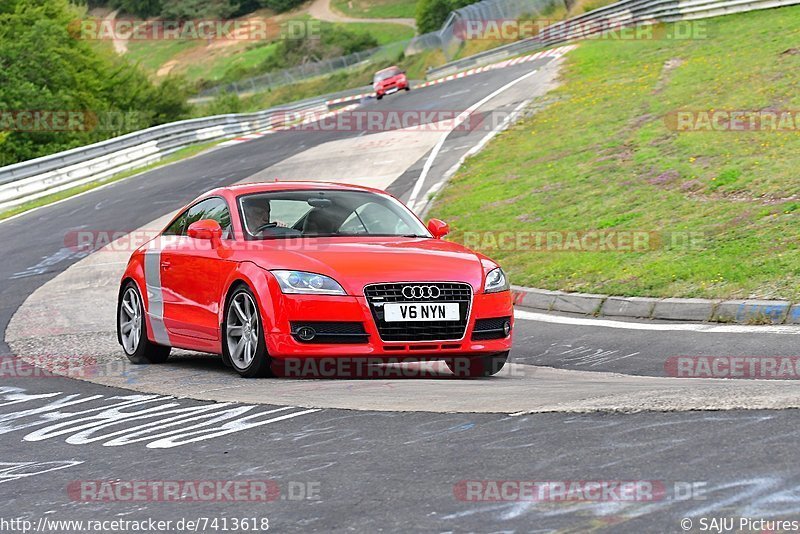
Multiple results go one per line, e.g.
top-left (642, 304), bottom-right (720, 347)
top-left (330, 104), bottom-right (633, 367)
top-left (1, 54), bottom-right (799, 532)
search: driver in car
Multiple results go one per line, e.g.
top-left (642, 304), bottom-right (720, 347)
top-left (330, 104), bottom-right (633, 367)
top-left (242, 197), bottom-right (295, 237)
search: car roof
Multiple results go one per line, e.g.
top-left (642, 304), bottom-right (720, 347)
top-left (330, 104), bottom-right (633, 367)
top-left (375, 66), bottom-right (400, 74)
top-left (199, 181), bottom-right (387, 200)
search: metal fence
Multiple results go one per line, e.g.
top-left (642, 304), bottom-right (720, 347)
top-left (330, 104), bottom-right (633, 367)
top-left (408, 0), bottom-right (570, 57)
top-left (197, 40), bottom-right (410, 99)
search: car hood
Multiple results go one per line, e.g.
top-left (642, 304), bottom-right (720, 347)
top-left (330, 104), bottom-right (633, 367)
top-left (238, 237), bottom-right (492, 295)
top-left (377, 75), bottom-right (404, 85)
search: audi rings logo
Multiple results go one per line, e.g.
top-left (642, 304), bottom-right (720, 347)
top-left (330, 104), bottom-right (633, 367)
top-left (402, 285), bottom-right (441, 300)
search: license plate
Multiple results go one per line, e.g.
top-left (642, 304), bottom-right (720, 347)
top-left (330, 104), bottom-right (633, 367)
top-left (385, 87), bottom-right (399, 94)
top-left (384, 303), bottom-right (459, 322)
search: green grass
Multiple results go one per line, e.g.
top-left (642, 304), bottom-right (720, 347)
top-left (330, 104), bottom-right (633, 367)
top-left (0, 141), bottom-right (221, 222)
top-left (126, 38), bottom-right (203, 73)
top-left (184, 42), bottom-right (282, 85)
top-left (429, 7), bottom-right (800, 301)
top-left (323, 20), bottom-right (414, 44)
top-left (331, 0), bottom-right (417, 19)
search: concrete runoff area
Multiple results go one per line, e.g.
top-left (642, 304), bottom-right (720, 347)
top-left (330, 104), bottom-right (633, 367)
top-left (8, 227), bottom-right (800, 414)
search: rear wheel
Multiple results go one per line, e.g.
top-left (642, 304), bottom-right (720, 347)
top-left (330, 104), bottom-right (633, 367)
top-left (223, 285), bottom-right (273, 378)
top-left (446, 351), bottom-right (508, 378)
top-left (118, 282), bottom-right (170, 364)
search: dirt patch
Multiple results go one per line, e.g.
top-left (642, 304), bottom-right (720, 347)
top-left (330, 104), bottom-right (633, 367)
top-left (156, 60), bottom-right (178, 77)
top-left (647, 169), bottom-right (679, 186)
top-left (593, 144), bottom-right (633, 164)
top-left (515, 213), bottom-right (543, 223)
top-left (628, 113), bottom-right (656, 130)
top-left (486, 193), bottom-right (528, 208)
top-left (652, 57), bottom-right (684, 94)
top-left (679, 179), bottom-right (703, 192)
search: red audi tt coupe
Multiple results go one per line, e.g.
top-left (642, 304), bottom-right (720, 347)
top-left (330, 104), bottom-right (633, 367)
top-left (117, 182), bottom-right (513, 378)
top-left (373, 66), bottom-right (409, 100)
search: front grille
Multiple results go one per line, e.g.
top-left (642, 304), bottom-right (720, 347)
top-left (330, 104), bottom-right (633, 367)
top-left (364, 282), bottom-right (472, 342)
top-left (290, 321), bottom-right (368, 344)
top-left (472, 317), bottom-right (511, 341)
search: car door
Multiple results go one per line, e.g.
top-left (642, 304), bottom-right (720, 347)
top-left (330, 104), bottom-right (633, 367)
top-left (160, 197), bottom-right (233, 341)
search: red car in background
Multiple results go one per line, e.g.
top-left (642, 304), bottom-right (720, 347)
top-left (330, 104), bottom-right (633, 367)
top-left (117, 182), bottom-right (513, 378)
top-left (373, 66), bottom-right (410, 100)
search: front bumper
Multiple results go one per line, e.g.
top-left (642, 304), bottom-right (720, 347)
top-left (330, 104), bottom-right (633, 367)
top-left (375, 80), bottom-right (407, 96)
top-left (265, 291), bottom-right (513, 360)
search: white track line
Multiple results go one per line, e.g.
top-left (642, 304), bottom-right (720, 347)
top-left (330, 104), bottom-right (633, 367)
top-left (414, 98), bottom-right (531, 216)
top-left (146, 409), bottom-right (322, 449)
top-left (514, 309), bottom-right (800, 335)
top-left (406, 68), bottom-right (540, 212)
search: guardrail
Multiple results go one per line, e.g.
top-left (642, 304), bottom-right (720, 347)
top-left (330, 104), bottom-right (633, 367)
top-left (427, 0), bottom-right (800, 78)
top-left (0, 98), bottom-right (328, 212)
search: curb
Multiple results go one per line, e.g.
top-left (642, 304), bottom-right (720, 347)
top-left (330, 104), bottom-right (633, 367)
top-left (511, 285), bottom-right (799, 325)
top-left (323, 45), bottom-right (576, 107)
top-left (217, 103), bottom-right (360, 147)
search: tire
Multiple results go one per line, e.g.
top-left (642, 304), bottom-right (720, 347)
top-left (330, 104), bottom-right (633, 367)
top-left (118, 282), bottom-right (170, 364)
top-left (404, 86), bottom-right (410, 91)
top-left (376, 94), bottom-right (383, 100)
top-left (222, 285), bottom-right (273, 378)
top-left (446, 351), bottom-right (508, 378)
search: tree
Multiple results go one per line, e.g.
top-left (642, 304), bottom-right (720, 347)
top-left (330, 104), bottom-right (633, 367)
top-left (109, 0), bottom-right (163, 18)
top-left (0, 0), bottom-right (190, 165)
top-left (416, 0), bottom-right (453, 34)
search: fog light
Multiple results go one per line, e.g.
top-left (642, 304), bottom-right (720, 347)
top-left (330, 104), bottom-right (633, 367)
top-left (503, 320), bottom-right (511, 336)
top-left (297, 326), bottom-right (316, 341)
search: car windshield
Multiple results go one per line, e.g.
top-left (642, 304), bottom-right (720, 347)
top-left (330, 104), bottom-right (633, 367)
top-left (238, 189), bottom-right (430, 240)
top-left (374, 68), bottom-right (401, 82)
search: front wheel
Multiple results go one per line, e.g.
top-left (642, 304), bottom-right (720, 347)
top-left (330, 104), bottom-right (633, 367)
top-left (118, 282), bottom-right (170, 364)
top-left (446, 351), bottom-right (508, 378)
top-left (376, 94), bottom-right (383, 100)
top-left (223, 285), bottom-right (273, 378)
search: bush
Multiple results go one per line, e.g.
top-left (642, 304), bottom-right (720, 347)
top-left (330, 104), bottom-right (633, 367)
top-left (416, 0), bottom-right (452, 34)
top-left (201, 91), bottom-right (245, 116)
top-left (109, 0), bottom-right (163, 18)
top-left (260, 0), bottom-right (306, 13)
top-left (159, 0), bottom-right (239, 21)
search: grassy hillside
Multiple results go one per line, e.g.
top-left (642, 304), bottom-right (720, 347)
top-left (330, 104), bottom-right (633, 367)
top-left (429, 6), bottom-right (800, 301)
top-left (123, 12), bottom-right (413, 87)
top-left (331, 0), bottom-right (417, 19)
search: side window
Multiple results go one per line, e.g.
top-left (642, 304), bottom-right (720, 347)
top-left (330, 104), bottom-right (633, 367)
top-left (164, 210), bottom-right (188, 236)
top-left (165, 198), bottom-right (233, 238)
top-left (202, 199), bottom-right (233, 239)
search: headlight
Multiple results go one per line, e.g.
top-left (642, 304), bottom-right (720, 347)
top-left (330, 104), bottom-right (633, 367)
top-left (485, 267), bottom-right (509, 293)
top-left (271, 270), bottom-right (346, 295)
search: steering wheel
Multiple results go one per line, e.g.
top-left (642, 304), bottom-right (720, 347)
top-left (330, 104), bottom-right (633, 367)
top-left (254, 222), bottom-right (278, 234)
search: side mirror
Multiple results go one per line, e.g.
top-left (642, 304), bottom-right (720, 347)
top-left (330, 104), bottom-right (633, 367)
top-left (187, 219), bottom-right (223, 242)
top-left (427, 218), bottom-right (450, 239)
